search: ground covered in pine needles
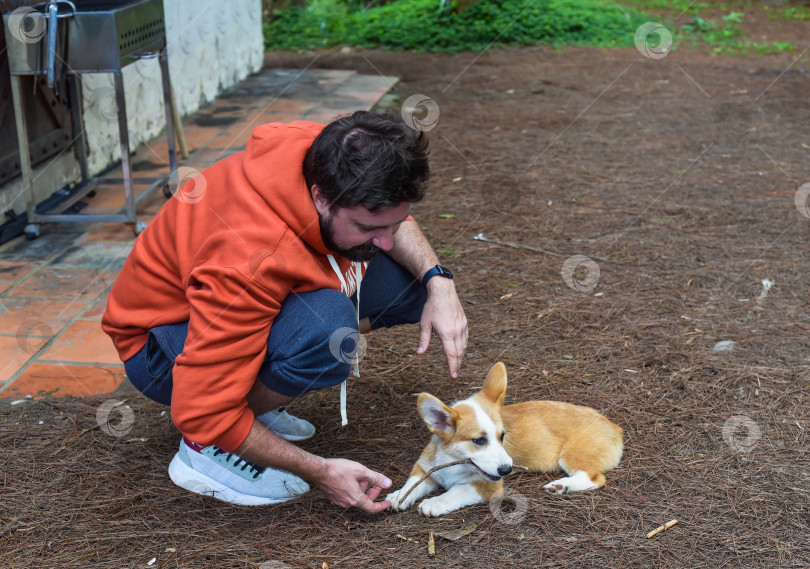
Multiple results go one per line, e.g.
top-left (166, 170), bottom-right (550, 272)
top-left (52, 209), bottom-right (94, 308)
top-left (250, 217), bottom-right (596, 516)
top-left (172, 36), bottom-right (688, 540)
top-left (2, 12), bottom-right (809, 569)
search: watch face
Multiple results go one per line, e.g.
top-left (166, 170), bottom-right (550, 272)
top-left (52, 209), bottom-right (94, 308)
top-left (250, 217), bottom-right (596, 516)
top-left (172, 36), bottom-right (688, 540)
top-left (437, 265), bottom-right (453, 278)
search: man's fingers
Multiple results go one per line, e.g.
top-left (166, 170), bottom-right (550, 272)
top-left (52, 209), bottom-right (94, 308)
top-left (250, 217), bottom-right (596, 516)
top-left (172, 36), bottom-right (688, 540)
top-left (358, 497), bottom-right (391, 514)
top-left (356, 471), bottom-right (392, 512)
top-left (438, 333), bottom-right (462, 378)
top-left (364, 483), bottom-right (385, 502)
top-left (362, 470), bottom-right (392, 491)
top-left (416, 320), bottom-right (432, 355)
top-left (456, 328), bottom-right (468, 371)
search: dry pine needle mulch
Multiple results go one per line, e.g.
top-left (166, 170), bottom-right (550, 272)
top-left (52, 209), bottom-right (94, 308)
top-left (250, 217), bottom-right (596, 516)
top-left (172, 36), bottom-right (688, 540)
top-left (3, 37), bottom-right (810, 568)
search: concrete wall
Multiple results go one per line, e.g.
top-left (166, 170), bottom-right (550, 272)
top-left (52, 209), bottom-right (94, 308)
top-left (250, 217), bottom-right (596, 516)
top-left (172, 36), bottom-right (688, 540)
top-left (0, 0), bottom-right (263, 215)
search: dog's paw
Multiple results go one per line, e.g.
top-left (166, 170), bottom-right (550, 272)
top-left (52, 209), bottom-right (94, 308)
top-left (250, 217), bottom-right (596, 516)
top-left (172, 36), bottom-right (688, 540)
top-left (543, 481), bottom-right (570, 494)
top-left (544, 471), bottom-right (598, 495)
top-left (385, 488), bottom-right (415, 511)
top-left (417, 496), bottom-right (458, 517)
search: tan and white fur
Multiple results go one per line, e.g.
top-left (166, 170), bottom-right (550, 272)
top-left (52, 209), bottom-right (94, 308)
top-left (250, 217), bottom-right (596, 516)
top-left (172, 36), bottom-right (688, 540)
top-left (386, 362), bottom-right (624, 517)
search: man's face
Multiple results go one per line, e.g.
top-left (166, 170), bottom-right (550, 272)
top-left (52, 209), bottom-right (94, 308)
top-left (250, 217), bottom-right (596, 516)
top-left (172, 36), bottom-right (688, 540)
top-left (316, 198), bottom-right (412, 263)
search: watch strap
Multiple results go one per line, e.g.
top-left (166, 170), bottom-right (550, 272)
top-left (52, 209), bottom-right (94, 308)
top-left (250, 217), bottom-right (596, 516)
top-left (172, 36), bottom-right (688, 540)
top-left (422, 264), bottom-right (453, 286)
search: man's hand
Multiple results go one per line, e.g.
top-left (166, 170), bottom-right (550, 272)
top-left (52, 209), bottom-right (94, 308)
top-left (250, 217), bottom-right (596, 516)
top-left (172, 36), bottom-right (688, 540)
top-left (236, 421), bottom-right (391, 514)
top-left (315, 458), bottom-right (392, 513)
top-left (417, 276), bottom-right (468, 378)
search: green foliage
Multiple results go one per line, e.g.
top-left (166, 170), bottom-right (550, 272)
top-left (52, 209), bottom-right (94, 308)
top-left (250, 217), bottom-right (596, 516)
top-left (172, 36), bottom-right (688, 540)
top-left (619, 0), bottom-right (708, 15)
top-left (264, 0), bottom-right (799, 55)
top-left (676, 11), bottom-right (796, 55)
top-left (765, 5), bottom-right (810, 21)
top-left (264, 0), bottom-right (650, 52)
top-left (749, 41), bottom-right (796, 55)
top-left (680, 12), bottom-right (743, 45)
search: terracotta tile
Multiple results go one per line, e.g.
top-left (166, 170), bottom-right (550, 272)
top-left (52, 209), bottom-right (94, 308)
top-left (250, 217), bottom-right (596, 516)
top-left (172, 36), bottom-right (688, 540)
top-left (137, 139), bottom-right (173, 168)
top-left (181, 125), bottom-right (228, 151)
top-left (81, 220), bottom-right (151, 243)
top-left (89, 176), bottom-right (171, 210)
top-left (91, 167), bottom-right (168, 199)
top-left (131, 158), bottom-right (172, 179)
top-left (0, 231), bottom-right (76, 262)
top-left (225, 109), bottom-right (304, 140)
top-left (244, 109), bottom-right (312, 128)
top-left (184, 148), bottom-right (238, 169)
top-left (302, 107), bottom-right (355, 124)
top-left (206, 129), bottom-right (251, 150)
top-left (258, 97), bottom-right (318, 113)
top-left (5, 267), bottom-right (114, 302)
top-left (40, 320), bottom-right (121, 364)
top-left (201, 99), bottom-right (252, 115)
top-left (82, 295), bottom-right (108, 320)
top-left (81, 187), bottom-right (128, 213)
top-left (137, 191), bottom-right (170, 215)
top-left (0, 260), bottom-right (39, 281)
top-left (0, 336), bottom-right (36, 384)
top-left (0, 297), bottom-right (86, 337)
top-left (334, 74), bottom-right (398, 108)
top-left (50, 242), bottom-right (132, 271)
top-left (2, 362), bottom-right (125, 399)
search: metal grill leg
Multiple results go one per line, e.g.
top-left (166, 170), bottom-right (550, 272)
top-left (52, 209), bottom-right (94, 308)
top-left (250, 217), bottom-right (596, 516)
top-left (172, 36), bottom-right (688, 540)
top-left (159, 49), bottom-right (177, 175)
top-left (113, 70), bottom-right (136, 223)
top-left (9, 75), bottom-right (36, 222)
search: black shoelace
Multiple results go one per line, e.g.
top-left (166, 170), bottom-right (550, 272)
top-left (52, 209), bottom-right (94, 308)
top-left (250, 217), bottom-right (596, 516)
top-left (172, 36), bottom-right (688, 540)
top-left (212, 447), bottom-right (266, 479)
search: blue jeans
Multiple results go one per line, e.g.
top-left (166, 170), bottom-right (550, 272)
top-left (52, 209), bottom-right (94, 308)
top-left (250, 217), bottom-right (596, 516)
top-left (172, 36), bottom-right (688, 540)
top-left (123, 253), bottom-right (427, 405)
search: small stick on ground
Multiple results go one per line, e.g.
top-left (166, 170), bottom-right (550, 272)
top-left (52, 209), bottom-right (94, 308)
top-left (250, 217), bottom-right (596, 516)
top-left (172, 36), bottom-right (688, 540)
top-left (646, 519), bottom-right (679, 539)
top-left (473, 233), bottom-right (608, 261)
top-left (395, 459), bottom-right (529, 508)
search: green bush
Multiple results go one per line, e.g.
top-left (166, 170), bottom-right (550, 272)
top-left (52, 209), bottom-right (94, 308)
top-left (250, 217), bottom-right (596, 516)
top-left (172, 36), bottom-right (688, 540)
top-left (264, 0), bottom-right (650, 52)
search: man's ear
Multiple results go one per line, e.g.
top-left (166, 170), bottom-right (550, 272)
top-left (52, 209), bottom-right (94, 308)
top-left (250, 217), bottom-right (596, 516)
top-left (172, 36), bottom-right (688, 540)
top-left (480, 362), bottom-right (507, 407)
top-left (417, 393), bottom-right (458, 441)
top-left (310, 184), bottom-right (329, 215)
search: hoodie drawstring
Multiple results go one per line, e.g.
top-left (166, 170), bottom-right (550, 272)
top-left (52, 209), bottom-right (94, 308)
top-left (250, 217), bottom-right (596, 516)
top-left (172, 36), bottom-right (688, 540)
top-left (340, 261), bottom-right (363, 427)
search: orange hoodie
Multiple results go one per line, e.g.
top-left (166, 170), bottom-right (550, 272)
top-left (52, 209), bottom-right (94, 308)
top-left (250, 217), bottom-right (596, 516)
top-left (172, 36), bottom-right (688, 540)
top-left (102, 121), bottom-right (368, 451)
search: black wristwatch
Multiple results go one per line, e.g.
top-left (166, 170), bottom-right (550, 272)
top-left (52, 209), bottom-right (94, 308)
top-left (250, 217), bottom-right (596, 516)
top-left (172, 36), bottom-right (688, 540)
top-left (422, 264), bottom-right (453, 286)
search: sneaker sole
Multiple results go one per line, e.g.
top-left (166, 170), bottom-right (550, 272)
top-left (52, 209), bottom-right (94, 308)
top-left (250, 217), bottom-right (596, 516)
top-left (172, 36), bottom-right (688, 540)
top-left (168, 454), bottom-right (302, 506)
top-left (274, 431), bottom-right (315, 442)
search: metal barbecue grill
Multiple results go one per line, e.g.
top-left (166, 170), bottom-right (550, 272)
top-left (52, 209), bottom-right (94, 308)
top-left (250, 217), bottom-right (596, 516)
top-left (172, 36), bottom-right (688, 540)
top-left (3, 0), bottom-right (177, 237)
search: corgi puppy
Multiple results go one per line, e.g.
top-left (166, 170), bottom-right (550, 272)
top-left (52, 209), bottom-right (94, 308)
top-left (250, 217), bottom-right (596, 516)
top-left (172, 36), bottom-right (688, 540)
top-left (386, 362), bottom-right (624, 517)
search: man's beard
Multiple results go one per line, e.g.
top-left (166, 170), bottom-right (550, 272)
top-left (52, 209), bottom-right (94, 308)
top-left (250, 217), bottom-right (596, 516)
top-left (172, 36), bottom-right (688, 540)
top-left (319, 212), bottom-right (381, 263)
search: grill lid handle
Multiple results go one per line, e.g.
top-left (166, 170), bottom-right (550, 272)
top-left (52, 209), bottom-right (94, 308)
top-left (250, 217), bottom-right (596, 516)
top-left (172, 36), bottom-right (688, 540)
top-left (44, 0), bottom-right (76, 89)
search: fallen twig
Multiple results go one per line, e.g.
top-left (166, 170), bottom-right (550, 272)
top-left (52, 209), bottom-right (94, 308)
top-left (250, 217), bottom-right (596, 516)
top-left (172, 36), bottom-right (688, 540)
top-left (646, 519), bottom-right (679, 539)
top-left (473, 233), bottom-right (564, 257)
top-left (473, 233), bottom-right (608, 261)
top-left (61, 425), bottom-right (99, 449)
top-left (395, 459), bottom-right (529, 508)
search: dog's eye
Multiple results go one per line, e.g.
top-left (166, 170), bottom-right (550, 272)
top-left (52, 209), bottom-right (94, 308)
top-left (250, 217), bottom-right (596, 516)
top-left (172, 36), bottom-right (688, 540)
top-left (472, 436), bottom-right (487, 446)
top-left (500, 432), bottom-right (505, 442)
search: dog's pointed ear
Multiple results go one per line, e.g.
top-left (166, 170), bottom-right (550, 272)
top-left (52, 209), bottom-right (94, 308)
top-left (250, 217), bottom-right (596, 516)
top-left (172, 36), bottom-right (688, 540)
top-left (417, 393), bottom-right (458, 440)
top-left (480, 362), bottom-right (508, 407)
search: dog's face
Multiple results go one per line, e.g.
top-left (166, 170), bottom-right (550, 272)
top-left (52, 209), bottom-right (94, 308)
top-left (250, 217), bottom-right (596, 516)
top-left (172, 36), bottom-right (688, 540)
top-left (417, 363), bottom-right (513, 481)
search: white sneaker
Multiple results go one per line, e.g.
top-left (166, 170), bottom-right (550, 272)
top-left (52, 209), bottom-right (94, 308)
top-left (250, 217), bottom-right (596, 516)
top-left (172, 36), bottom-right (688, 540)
top-left (256, 407), bottom-right (316, 441)
top-left (168, 438), bottom-right (309, 505)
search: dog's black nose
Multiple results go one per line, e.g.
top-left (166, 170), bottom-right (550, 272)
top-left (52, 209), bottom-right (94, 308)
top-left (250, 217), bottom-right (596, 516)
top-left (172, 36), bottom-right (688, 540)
top-left (497, 465), bottom-right (512, 477)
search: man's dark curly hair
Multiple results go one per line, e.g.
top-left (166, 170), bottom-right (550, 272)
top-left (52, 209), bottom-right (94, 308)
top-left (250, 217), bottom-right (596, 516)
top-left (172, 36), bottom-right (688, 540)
top-left (303, 110), bottom-right (430, 213)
